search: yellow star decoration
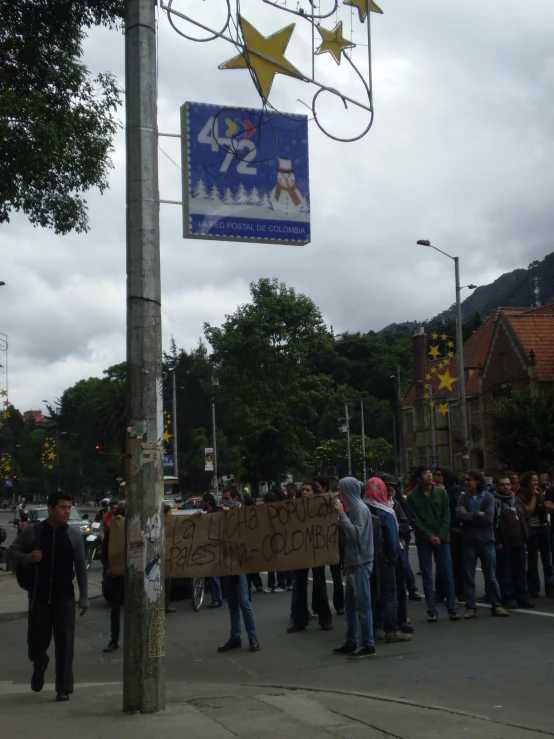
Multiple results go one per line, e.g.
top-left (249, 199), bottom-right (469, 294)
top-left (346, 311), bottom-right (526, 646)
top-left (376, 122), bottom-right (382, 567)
top-left (425, 373), bottom-right (431, 381)
top-left (431, 332), bottom-right (438, 340)
top-left (431, 367), bottom-right (437, 374)
top-left (429, 345), bottom-right (441, 359)
top-left (316, 22), bottom-right (355, 65)
top-left (438, 402), bottom-right (450, 416)
top-left (163, 429), bottom-right (172, 444)
top-left (219, 17), bottom-right (302, 100)
top-left (429, 401), bottom-right (436, 408)
top-left (48, 451), bottom-right (55, 460)
top-left (0, 421), bottom-right (3, 429)
top-left (48, 464), bottom-right (54, 470)
top-left (437, 368), bottom-right (458, 392)
top-left (447, 341), bottom-right (454, 348)
top-left (0, 389), bottom-right (6, 397)
top-left (424, 392), bottom-right (430, 400)
top-left (441, 333), bottom-right (448, 340)
top-left (447, 351), bottom-right (454, 358)
top-left (3, 411), bottom-right (9, 419)
top-left (343, 0), bottom-right (383, 24)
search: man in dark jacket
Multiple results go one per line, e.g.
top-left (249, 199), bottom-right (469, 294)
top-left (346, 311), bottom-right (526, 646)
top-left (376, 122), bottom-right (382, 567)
top-left (101, 504), bottom-right (125, 652)
top-left (457, 470), bottom-right (509, 619)
top-left (493, 476), bottom-right (533, 608)
top-left (314, 475), bottom-right (345, 615)
top-left (9, 492), bottom-right (88, 702)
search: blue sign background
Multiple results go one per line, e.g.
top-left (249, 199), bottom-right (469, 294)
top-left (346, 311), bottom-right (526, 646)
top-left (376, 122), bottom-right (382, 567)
top-left (163, 454), bottom-right (174, 468)
top-left (181, 102), bottom-right (310, 245)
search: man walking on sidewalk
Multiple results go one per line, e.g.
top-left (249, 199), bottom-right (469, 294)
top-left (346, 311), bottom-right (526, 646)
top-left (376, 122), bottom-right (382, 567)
top-left (457, 470), bottom-right (510, 619)
top-left (407, 467), bottom-right (459, 623)
top-left (9, 492), bottom-right (88, 702)
top-left (333, 477), bottom-right (375, 658)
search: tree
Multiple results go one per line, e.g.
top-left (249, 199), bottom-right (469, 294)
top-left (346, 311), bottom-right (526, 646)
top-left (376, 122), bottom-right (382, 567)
top-left (223, 187), bottom-right (235, 206)
top-left (192, 179), bottom-right (208, 199)
top-left (204, 278), bottom-right (335, 483)
top-left (261, 192), bottom-right (271, 209)
top-left (0, 1), bottom-right (123, 234)
top-left (314, 435), bottom-right (393, 479)
top-left (209, 184), bottom-right (221, 202)
top-left (235, 183), bottom-right (249, 205)
top-left (488, 388), bottom-right (554, 472)
top-left (249, 187), bottom-right (260, 204)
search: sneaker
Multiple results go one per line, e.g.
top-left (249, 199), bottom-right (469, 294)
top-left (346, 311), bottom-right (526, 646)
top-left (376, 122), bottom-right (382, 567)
top-left (249, 638), bottom-right (260, 652)
top-left (319, 623), bottom-right (333, 631)
top-left (386, 631), bottom-right (412, 643)
top-left (217, 638), bottom-right (242, 653)
top-left (207, 601), bottom-right (223, 609)
top-left (492, 606), bottom-right (510, 617)
top-left (408, 591), bottom-right (423, 602)
top-left (55, 692), bottom-right (70, 702)
top-left (348, 645), bottom-right (376, 659)
top-left (31, 656), bottom-right (49, 693)
top-left (103, 641), bottom-right (119, 653)
top-left (374, 629), bottom-right (386, 641)
top-left (264, 588), bottom-right (275, 594)
top-left (287, 624), bottom-right (306, 633)
top-left (427, 613), bottom-right (438, 623)
top-left (333, 642), bottom-right (357, 655)
top-left (286, 584), bottom-right (294, 591)
top-left (400, 623), bottom-right (415, 634)
top-left (448, 611), bottom-right (460, 621)
top-left (464, 609), bottom-right (477, 619)
top-left (310, 612), bottom-right (319, 620)
top-left (273, 587), bottom-right (286, 593)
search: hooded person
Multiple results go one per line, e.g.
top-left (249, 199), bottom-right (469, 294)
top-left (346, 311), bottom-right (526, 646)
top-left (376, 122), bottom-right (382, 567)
top-left (364, 477), bottom-right (411, 644)
top-left (332, 477), bottom-right (375, 659)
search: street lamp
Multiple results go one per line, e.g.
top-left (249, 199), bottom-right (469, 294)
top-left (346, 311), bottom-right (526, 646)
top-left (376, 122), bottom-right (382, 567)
top-left (417, 239), bottom-right (476, 471)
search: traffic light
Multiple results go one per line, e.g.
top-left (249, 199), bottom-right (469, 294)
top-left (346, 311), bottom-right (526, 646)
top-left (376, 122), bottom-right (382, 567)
top-left (12, 474), bottom-right (18, 486)
top-left (94, 445), bottom-right (100, 455)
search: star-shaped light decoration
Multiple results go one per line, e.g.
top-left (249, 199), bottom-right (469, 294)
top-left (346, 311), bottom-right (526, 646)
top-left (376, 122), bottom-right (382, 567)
top-left (447, 351), bottom-right (454, 358)
top-left (429, 345), bottom-right (441, 359)
top-left (447, 340), bottom-right (454, 348)
top-left (431, 367), bottom-right (438, 374)
top-left (0, 389), bottom-right (6, 397)
top-left (48, 464), bottom-right (54, 470)
top-left (425, 373), bottom-right (431, 381)
top-left (437, 368), bottom-right (458, 392)
top-left (48, 451), bottom-right (55, 460)
top-left (429, 401), bottom-right (436, 408)
top-left (343, 0), bottom-right (383, 24)
top-left (219, 17), bottom-right (302, 100)
top-left (163, 429), bottom-right (172, 444)
top-left (438, 402), bottom-right (450, 416)
top-left (424, 392), bottom-right (430, 400)
top-left (316, 21), bottom-right (355, 65)
top-left (431, 332), bottom-right (438, 340)
top-left (3, 411), bottom-right (9, 419)
top-left (441, 333), bottom-right (448, 340)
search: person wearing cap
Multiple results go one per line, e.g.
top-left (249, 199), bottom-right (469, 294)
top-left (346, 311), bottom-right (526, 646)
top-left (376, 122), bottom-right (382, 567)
top-left (95, 498), bottom-right (110, 523)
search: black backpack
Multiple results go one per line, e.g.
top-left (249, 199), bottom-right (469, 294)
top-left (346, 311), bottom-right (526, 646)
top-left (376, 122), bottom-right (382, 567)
top-left (15, 522), bottom-right (42, 592)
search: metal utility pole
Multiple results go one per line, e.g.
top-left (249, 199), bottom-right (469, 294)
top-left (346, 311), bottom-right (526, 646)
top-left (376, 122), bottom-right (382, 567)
top-left (429, 383), bottom-right (437, 469)
top-left (171, 369), bottom-right (178, 478)
top-left (345, 401), bottom-right (352, 475)
top-left (211, 399), bottom-right (218, 490)
top-left (360, 399), bottom-right (367, 482)
top-left (396, 365), bottom-right (405, 484)
top-left (124, 0), bottom-right (165, 714)
top-left (454, 257), bottom-right (470, 471)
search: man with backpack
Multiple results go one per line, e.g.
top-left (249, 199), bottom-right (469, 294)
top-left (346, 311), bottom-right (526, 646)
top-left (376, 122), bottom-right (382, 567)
top-left (9, 491), bottom-right (88, 702)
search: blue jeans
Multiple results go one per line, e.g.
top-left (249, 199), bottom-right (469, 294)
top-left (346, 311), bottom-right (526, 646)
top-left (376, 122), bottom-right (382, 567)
top-left (209, 577), bottom-right (222, 604)
top-left (527, 526), bottom-right (554, 595)
top-left (463, 540), bottom-right (502, 610)
top-left (225, 575), bottom-right (257, 640)
top-left (345, 562), bottom-right (374, 648)
top-left (417, 540), bottom-right (458, 615)
top-left (496, 544), bottom-right (529, 603)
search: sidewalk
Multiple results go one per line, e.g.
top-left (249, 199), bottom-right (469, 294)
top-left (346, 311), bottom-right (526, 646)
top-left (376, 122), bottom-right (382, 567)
top-left (0, 570), bottom-right (102, 621)
top-left (0, 680), bottom-right (546, 739)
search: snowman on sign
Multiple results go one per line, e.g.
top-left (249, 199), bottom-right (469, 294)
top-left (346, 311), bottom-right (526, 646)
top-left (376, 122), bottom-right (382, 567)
top-left (269, 157), bottom-right (307, 215)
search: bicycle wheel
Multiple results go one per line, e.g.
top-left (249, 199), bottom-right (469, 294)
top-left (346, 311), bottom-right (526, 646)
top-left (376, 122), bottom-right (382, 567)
top-left (191, 577), bottom-right (206, 611)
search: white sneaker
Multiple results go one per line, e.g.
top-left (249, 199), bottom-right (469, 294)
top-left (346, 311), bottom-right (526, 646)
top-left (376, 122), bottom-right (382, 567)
top-left (273, 587), bottom-right (286, 593)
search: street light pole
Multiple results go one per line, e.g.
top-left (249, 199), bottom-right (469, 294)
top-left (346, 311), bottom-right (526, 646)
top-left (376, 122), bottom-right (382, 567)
top-left (171, 369), bottom-right (178, 479)
top-left (360, 400), bottom-right (367, 482)
top-left (124, 0), bottom-right (165, 714)
top-left (396, 365), bottom-right (405, 484)
top-left (345, 401), bottom-right (352, 475)
top-left (417, 240), bottom-right (472, 472)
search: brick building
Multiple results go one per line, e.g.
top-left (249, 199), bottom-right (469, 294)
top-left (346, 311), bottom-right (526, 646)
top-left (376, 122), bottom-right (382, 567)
top-left (401, 304), bottom-right (554, 476)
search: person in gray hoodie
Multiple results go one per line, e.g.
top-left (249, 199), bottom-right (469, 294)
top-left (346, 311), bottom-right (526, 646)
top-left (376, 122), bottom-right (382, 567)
top-left (332, 477), bottom-right (375, 659)
top-left (9, 491), bottom-right (88, 702)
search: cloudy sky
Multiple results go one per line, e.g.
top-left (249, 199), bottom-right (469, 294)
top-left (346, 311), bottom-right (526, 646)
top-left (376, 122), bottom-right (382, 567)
top-left (3, 0), bottom-right (554, 413)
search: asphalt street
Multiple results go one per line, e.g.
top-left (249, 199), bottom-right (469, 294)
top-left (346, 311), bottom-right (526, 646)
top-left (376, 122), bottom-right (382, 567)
top-left (1, 544), bottom-right (553, 736)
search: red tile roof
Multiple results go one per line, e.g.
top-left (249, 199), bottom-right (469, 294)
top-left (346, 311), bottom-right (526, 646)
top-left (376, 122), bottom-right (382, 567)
top-left (505, 313), bottom-right (554, 381)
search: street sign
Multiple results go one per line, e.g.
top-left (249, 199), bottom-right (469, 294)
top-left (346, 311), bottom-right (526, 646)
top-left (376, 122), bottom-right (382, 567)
top-left (4, 479), bottom-right (12, 488)
top-left (181, 102), bottom-right (310, 246)
top-left (163, 454), bottom-right (174, 468)
top-left (204, 447), bottom-right (214, 472)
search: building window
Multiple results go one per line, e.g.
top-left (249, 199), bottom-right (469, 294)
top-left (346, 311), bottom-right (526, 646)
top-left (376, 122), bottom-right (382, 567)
top-left (416, 407), bottom-right (425, 429)
top-left (500, 353), bottom-right (507, 372)
top-left (405, 412), bottom-right (413, 434)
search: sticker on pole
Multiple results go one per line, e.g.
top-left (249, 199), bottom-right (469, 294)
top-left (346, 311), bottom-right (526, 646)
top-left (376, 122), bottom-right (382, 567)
top-left (204, 447), bottom-right (214, 472)
top-left (181, 102), bottom-right (310, 245)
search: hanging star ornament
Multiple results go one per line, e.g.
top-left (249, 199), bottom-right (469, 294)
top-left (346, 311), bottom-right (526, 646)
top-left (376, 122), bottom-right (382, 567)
top-left (429, 345), bottom-right (441, 359)
top-left (429, 401), bottom-right (436, 408)
top-left (438, 402), bottom-right (450, 416)
top-left (437, 368), bottom-right (458, 392)
top-left (441, 333), bottom-right (448, 340)
top-left (425, 373), bottom-right (431, 381)
top-left (219, 17), bottom-right (302, 100)
top-left (0, 389), bottom-right (6, 397)
top-left (447, 340), bottom-right (454, 348)
top-left (424, 392), bottom-right (430, 400)
top-left (316, 21), bottom-right (355, 65)
top-left (163, 429), bottom-right (172, 444)
top-left (343, 0), bottom-right (383, 24)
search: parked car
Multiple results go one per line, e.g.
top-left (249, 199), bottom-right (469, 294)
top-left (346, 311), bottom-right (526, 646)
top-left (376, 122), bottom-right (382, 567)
top-left (30, 505), bottom-right (92, 535)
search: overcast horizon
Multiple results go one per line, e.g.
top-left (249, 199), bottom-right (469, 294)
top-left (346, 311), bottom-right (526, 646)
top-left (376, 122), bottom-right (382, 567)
top-left (2, 0), bottom-right (554, 413)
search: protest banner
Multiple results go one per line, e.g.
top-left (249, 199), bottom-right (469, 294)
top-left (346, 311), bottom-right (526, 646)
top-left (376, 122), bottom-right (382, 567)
top-left (108, 494), bottom-right (339, 578)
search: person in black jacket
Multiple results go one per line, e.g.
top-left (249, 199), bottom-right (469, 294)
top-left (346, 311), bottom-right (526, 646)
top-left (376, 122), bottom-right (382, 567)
top-left (435, 467), bottom-right (464, 601)
top-left (101, 504), bottom-right (125, 653)
top-left (9, 492), bottom-right (88, 702)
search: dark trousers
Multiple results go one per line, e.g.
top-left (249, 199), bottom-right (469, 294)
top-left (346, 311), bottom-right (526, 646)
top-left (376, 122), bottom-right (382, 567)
top-left (291, 567), bottom-right (332, 628)
top-left (395, 556), bottom-right (408, 627)
top-left (28, 601), bottom-right (75, 694)
top-left (268, 571), bottom-right (286, 589)
top-left (247, 573), bottom-right (263, 591)
top-left (329, 563), bottom-right (345, 612)
top-left (435, 529), bottom-right (465, 600)
top-left (527, 526), bottom-right (554, 595)
top-left (104, 576), bottom-right (124, 643)
top-left (496, 544), bottom-right (529, 603)
top-left (372, 557), bottom-right (398, 634)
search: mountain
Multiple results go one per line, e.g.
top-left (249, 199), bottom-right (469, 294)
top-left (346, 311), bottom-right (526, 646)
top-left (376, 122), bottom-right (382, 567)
top-left (380, 251), bottom-right (554, 334)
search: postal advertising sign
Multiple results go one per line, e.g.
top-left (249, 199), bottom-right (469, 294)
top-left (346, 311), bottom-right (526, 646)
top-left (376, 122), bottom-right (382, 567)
top-left (181, 102), bottom-right (310, 246)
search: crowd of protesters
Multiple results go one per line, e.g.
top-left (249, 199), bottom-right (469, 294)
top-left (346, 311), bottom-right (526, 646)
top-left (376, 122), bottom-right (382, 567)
top-left (199, 466), bottom-right (554, 659)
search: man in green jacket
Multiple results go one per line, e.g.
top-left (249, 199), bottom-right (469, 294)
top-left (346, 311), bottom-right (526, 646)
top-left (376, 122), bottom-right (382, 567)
top-left (407, 466), bottom-right (459, 623)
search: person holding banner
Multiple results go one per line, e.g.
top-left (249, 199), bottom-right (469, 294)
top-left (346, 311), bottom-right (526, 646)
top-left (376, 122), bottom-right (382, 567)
top-left (332, 477), bottom-right (375, 659)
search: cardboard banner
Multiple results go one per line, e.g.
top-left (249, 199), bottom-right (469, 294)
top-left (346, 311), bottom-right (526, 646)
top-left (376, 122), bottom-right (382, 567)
top-left (108, 494), bottom-right (339, 578)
